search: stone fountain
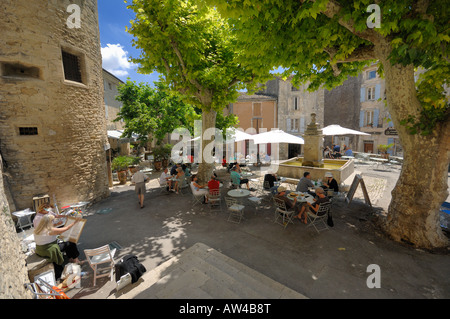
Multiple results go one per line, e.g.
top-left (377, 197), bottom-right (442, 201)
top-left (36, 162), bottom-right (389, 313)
top-left (276, 113), bottom-right (354, 184)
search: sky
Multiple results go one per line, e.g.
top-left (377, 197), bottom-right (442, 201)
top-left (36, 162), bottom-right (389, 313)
top-left (97, 0), bottom-right (159, 85)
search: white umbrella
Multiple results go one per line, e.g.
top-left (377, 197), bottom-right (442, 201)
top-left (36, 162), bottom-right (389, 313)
top-left (322, 125), bottom-right (370, 136)
top-left (189, 129), bottom-right (254, 143)
top-left (252, 129), bottom-right (304, 145)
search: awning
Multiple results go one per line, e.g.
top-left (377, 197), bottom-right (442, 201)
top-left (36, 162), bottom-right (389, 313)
top-left (107, 130), bottom-right (139, 142)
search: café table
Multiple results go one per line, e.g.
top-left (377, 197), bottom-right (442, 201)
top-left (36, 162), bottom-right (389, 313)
top-left (287, 191), bottom-right (315, 205)
top-left (372, 157), bottom-right (389, 170)
top-left (227, 189), bottom-right (250, 198)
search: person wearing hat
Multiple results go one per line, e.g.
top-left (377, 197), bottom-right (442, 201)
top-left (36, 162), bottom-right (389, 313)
top-left (322, 172), bottom-right (339, 193)
top-left (274, 186), bottom-right (300, 215)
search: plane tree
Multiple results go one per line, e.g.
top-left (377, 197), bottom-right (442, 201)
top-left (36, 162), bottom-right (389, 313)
top-left (125, 0), bottom-right (271, 182)
top-left (212, 0), bottom-right (449, 249)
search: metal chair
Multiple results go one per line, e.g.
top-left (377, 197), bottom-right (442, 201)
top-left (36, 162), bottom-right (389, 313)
top-left (190, 185), bottom-right (205, 207)
top-left (273, 197), bottom-right (295, 229)
top-left (158, 179), bottom-right (169, 194)
top-left (84, 244), bottom-right (116, 286)
top-left (208, 189), bottom-right (222, 213)
top-left (225, 197), bottom-right (245, 224)
top-left (307, 201), bottom-right (331, 233)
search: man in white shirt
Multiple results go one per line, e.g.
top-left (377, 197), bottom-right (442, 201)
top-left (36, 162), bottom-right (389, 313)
top-left (131, 168), bottom-right (148, 208)
top-left (159, 167), bottom-right (172, 191)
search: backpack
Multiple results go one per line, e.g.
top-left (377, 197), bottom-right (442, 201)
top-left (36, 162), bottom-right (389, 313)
top-left (115, 255), bottom-right (146, 283)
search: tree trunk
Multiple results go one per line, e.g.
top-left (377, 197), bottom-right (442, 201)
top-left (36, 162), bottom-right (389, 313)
top-left (196, 110), bottom-right (217, 184)
top-left (380, 54), bottom-right (449, 249)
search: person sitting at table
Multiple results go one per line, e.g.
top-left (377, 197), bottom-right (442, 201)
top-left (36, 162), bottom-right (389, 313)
top-left (182, 163), bottom-right (191, 178)
top-left (296, 171), bottom-right (315, 196)
top-left (343, 145), bottom-right (353, 157)
top-left (173, 167), bottom-right (186, 194)
top-left (295, 187), bottom-right (330, 224)
top-left (321, 172), bottom-right (339, 194)
top-left (33, 202), bottom-right (67, 228)
top-left (222, 156), bottom-right (227, 168)
top-left (274, 186), bottom-right (300, 215)
top-left (159, 167), bottom-right (172, 191)
top-left (190, 174), bottom-right (209, 203)
top-left (323, 146), bottom-right (334, 159)
top-left (34, 214), bottom-right (82, 279)
top-left (208, 174), bottom-right (220, 192)
top-left (170, 163), bottom-right (181, 176)
top-left (264, 172), bottom-right (280, 194)
top-left (230, 166), bottom-right (250, 190)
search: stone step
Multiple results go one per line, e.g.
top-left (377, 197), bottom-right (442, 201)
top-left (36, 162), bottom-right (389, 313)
top-left (111, 243), bottom-right (306, 299)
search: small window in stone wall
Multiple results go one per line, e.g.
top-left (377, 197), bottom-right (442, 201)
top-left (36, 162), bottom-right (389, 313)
top-left (19, 127), bottom-right (38, 136)
top-left (62, 50), bottom-right (82, 83)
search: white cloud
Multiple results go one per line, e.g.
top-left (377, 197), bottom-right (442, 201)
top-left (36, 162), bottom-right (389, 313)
top-left (101, 43), bottom-right (135, 77)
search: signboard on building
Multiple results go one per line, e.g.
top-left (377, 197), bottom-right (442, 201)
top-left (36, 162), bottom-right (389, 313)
top-left (384, 128), bottom-right (398, 136)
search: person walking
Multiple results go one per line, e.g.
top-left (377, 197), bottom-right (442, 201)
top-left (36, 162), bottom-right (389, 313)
top-left (132, 167), bottom-right (148, 208)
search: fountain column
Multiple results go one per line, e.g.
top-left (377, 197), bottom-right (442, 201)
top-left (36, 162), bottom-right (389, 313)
top-left (302, 113), bottom-right (324, 168)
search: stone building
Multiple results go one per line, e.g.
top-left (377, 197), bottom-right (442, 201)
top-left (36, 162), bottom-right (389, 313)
top-left (357, 63), bottom-right (402, 156)
top-left (0, 0), bottom-right (110, 209)
top-left (257, 76), bottom-right (325, 159)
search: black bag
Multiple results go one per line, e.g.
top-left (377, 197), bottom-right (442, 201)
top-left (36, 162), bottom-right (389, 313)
top-left (115, 255), bottom-right (146, 283)
top-left (327, 211), bottom-right (334, 227)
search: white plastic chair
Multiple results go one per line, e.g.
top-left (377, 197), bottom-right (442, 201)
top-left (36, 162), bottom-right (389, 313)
top-left (84, 244), bottom-right (116, 286)
top-left (208, 189), bottom-right (222, 213)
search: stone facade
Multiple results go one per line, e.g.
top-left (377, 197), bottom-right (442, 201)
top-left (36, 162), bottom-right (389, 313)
top-left (103, 69), bottom-right (125, 131)
top-left (0, 0), bottom-right (110, 210)
top-left (0, 154), bottom-right (32, 298)
top-left (357, 63), bottom-right (402, 156)
top-left (323, 74), bottom-right (363, 150)
top-left (259, 77), bottom-right (325, 159)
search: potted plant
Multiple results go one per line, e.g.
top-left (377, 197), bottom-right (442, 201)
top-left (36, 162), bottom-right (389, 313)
top-left (112, 156), bottom-right (135, 184)
top-left (152, 144), bottom-right (173, 171)
top-left (377, 143), bottom-right (394, 159)
top-left (127, 156), bottom-right (141, 174)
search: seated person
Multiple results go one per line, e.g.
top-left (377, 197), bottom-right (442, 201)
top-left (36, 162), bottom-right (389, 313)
top-left (173, 167), bottom-right (186, 194)
top-left (264, 172), bottom-right (280, 194)
top-left (295, 187), bottom-right (330, 224)
top-left (230, 166), bottom-right (250, 189)
top-left (274, 186), bottom-right (300, 215)
top-left (207, 175), bottom-right (220, 192)
top-left (182, 163), bottom-right (191, 178)
top-left (344, 146), bottom-right (353, 157)
top-left (190, 174), bottom-right (209, 203)
top-left (170, 163), bottom-right (181, 176)
top-left (222, 156), bottom-right (227, 168)
top-left (34, 214), bottom-right (82, 280)
top-left (159, 167), bottom-right (172, 191)
top-left (296, 171), bottom-right (315, 196)
top-left (321, 172), bottom-right (339, 193)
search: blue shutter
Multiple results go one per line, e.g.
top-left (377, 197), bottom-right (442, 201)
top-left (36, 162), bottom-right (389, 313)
top-left (388, 114), bottom-right (394, 127)
top-left (359, 110), bottom-right (365, 127)
top-left (360, 88), bottom-right (365, 102)
top-left (375, 84), bottom-right (381, 100)
top-left (373, 109), bottom-right (379, 127)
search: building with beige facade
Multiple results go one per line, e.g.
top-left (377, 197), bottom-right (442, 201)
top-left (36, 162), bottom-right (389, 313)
top-left (0, 0), bottom-right (110, 210)
top-left (357, 63), bottom-right (402, 156)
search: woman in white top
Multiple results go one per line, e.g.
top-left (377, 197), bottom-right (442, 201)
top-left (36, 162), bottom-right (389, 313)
top-left (190, 175), bottom-right (208, 203)
top-left (34, 214), bottom-right (82, 279)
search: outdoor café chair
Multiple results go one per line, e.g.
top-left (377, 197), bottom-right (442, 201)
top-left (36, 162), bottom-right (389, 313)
top-left (84, 244), bottom-right (116, 286)
top-left (208, 189), bottom-right (222, 213)
top-left (307, 201), bottom-right (331, 233)
top-left (225, 197), bottom-right (245, 224)
top-left (273, 197), bottom-right (295, 229)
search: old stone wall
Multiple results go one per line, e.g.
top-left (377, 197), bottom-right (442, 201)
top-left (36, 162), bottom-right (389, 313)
top-left (0, 0), bottom-right (110, 209)
top-left (0, 154), bottom-right (32, 299)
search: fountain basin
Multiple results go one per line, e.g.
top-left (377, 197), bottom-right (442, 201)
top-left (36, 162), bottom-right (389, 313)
top-left (277, 157), bottom-right (354, 184)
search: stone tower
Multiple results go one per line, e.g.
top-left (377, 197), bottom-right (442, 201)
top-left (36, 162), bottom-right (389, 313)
top-left (0, 0), bottom-right (110, 209)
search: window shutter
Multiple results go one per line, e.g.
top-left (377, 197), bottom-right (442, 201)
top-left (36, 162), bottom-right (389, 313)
top-left (375, 84), bottom-right (381, 100)
top-left (300, 117), bottom-right (305, 133)
top-left (373, 109), bottom-right (380, 127)
top-left (360, 88), bottom-right (365, 102)
top-left (286, 118), bottom-right (291, 131)
top-left (387, 138), bottom-right (394, 154)
top-left (359, 110), bottom-right (365, 127)
top-left (388, 114), bottom-right (394, 127)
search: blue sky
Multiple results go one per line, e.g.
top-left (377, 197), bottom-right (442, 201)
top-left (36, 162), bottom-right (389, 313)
top-left (98, 0), bottom-right (159, 85)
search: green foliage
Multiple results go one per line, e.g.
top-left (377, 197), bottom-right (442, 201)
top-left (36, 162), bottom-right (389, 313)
top-left (115, 81), bottom-right (200, 145)
top-left (212, 0), bottom-right (449, 135)
top-left (112, 155), bottom-right (140, 171)
top-left (124, 0), bottom-right (272, 113)
top-left (377, 143), bottom-right (394, 153)
top-left (152, 143), bottom-right (173, 161)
